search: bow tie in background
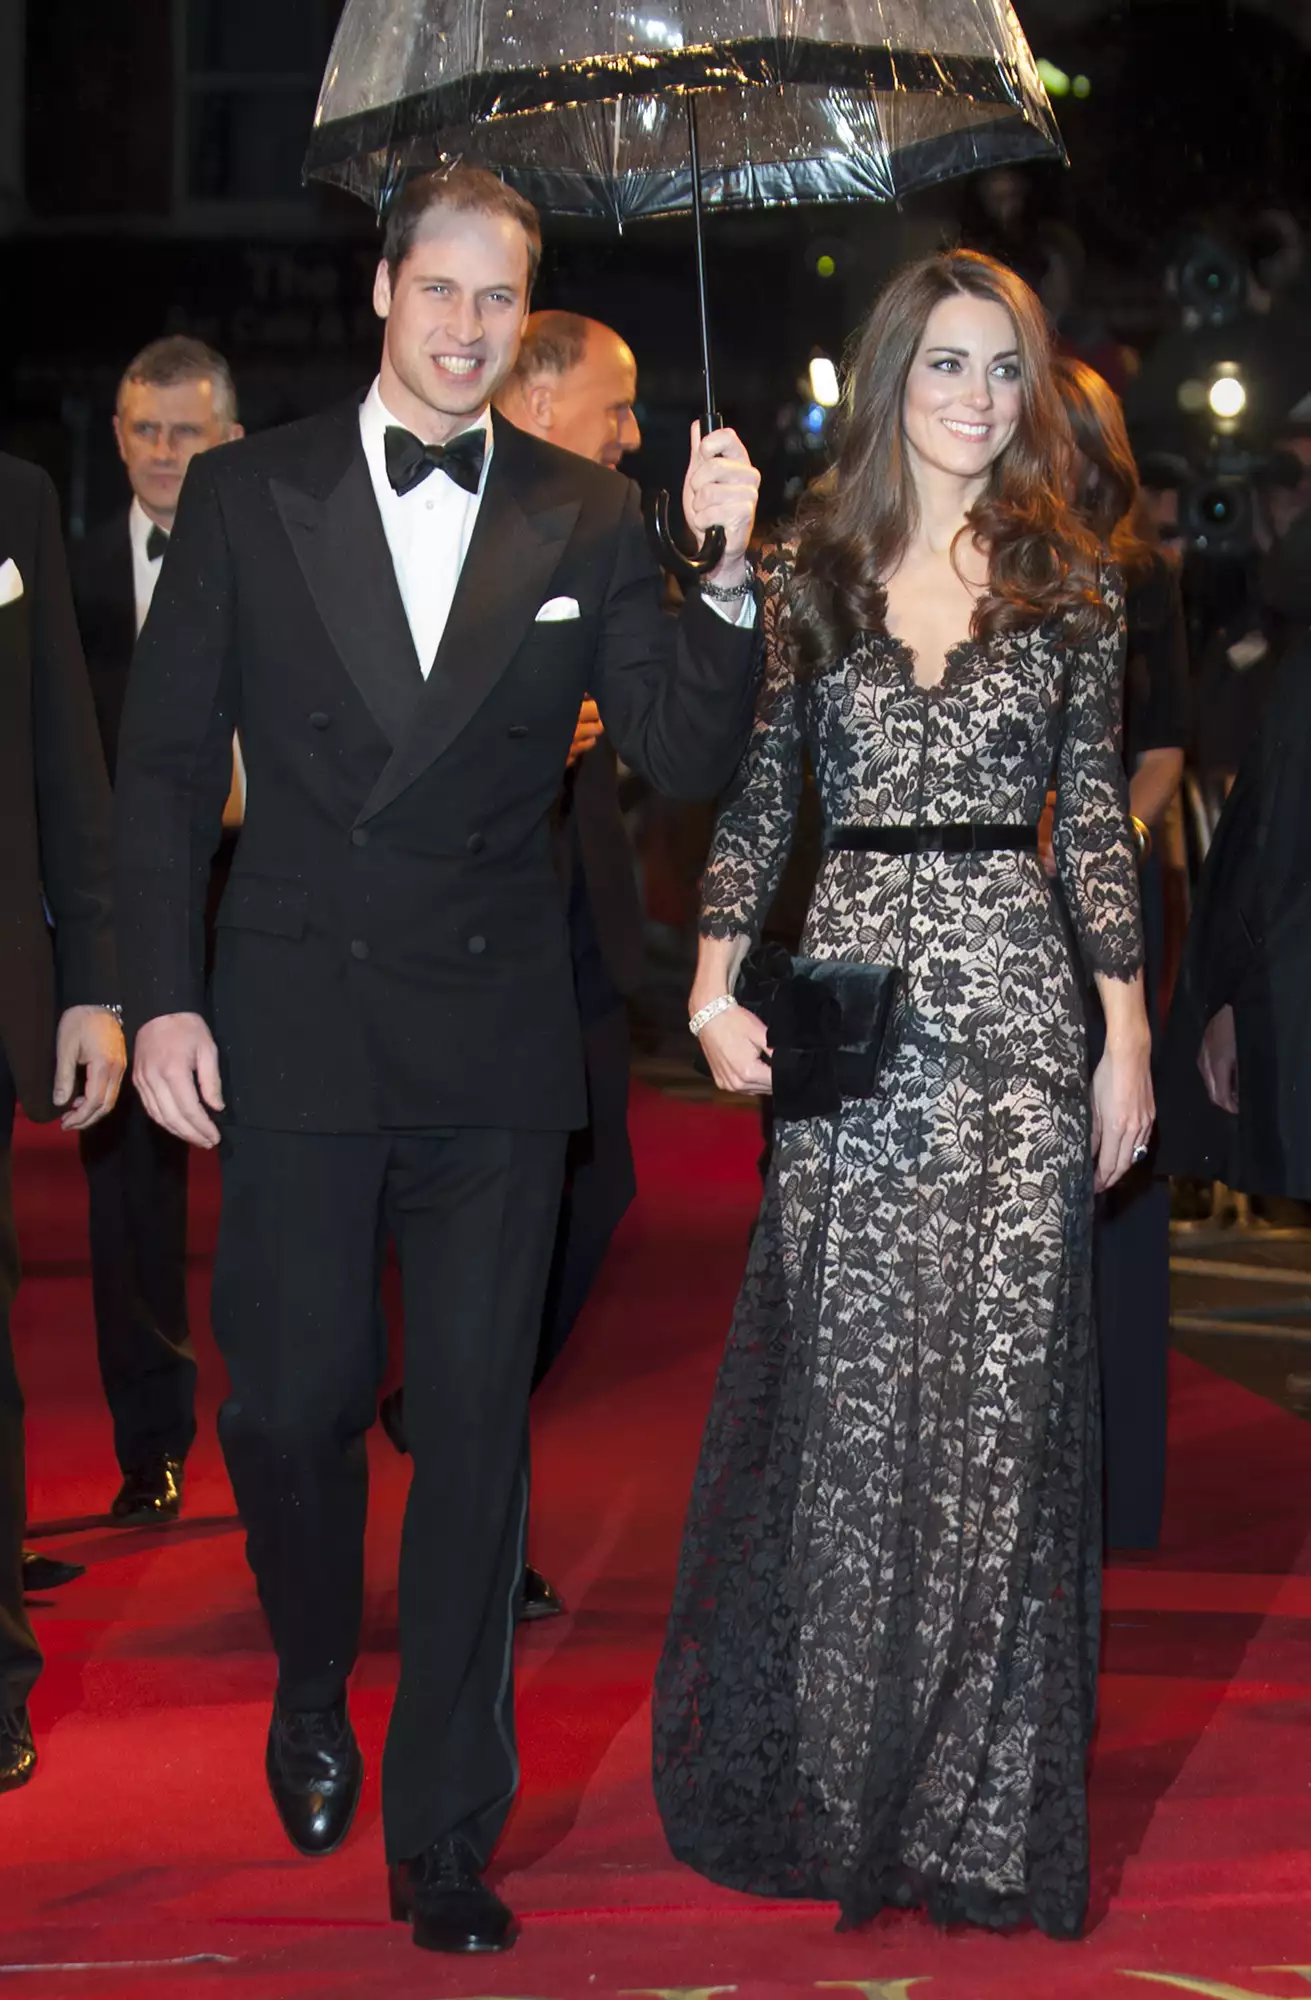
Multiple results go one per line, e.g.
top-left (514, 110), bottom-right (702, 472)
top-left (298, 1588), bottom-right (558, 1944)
top-left (146, 524), bottom-right (169, 562)
top-left (384, 425), bottom-right (486, 499)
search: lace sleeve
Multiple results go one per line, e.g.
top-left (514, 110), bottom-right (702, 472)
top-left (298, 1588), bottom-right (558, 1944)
top-left (699, 550), bottom-right (804, 943)
top-left (1051, 574), bottom-right (1145, 982)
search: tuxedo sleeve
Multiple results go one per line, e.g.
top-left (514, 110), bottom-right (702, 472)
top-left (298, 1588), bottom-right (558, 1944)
top-left (29, 469), bottom-right (117, 1007)
top-left (115, 453), bottom-right (237, 1030)
top-left (589, 481), bottom-right (760, 800)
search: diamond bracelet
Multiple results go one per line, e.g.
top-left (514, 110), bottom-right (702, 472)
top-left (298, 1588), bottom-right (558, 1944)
top-left (689, 993), bottom-right (737, 1038)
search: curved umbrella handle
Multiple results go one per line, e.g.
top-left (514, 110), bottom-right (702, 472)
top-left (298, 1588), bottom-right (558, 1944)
top-left (652, 496), bottom-right (726, 583)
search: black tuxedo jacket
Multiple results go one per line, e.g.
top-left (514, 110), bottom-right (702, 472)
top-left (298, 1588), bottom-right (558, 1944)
top-left (0, 455), bottom-right (117, 1119)
top-left (69, 511), bottom-right (137, 784)
top-left (115, 400), bottom-right (758, 1133)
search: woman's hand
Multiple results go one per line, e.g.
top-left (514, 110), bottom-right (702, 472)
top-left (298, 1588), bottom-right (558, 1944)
top-left (697, 1004), bottom-right (773, 1095)
top-left (1090, 1033), bottom-right (1155, 1192)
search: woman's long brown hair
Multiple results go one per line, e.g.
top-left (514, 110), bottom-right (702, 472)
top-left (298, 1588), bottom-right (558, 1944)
top-left (1053, 352), bottom-right (1159, 583)
top-left (788, 249), bottom-right (1109, 680)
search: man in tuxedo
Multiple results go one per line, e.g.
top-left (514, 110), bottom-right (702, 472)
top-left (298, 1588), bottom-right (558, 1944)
top-left (71, 336), bottom-right (243, 1527)
top-left (0, 453), bottom-right (125, 1793)
top-left (117, 166), bottom-right (760, 1954)
top-left (381, 314), bottom-right (649, 1619)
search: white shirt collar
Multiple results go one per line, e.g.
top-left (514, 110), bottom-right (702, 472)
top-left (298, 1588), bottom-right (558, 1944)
top-left (129, 495), bottom-right (168, 562)
top-left (359, 378), bottom-right (494, 493)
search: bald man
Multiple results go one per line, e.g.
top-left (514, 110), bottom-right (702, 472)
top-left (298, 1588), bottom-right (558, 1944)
top-left (380, 315), bottom-right (649, 1620)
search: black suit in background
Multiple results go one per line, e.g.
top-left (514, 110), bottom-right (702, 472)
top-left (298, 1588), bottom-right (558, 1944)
top-left (0, 455), bottom-right (116, 1711)
top-left (115, 399), bottom-right (758, 1864)
top-left (1158, 629), bottom-right (1311, 1202)
top-left (1090, 553), bottom-right (1191, 1551)
top-left (70, 517), bottom-right (196, 1478)
top-left (537, 739), bottom-right (643, 1381)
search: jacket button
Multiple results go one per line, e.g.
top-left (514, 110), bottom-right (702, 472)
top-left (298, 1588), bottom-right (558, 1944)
top-left (466, 832), bottom-right (485, 854)
top-left (467, 934), bottom-right (486, 955)
top-left (350, 939), bottom-right (369, 961)
top-left (507, 724), bottom-right (529, 739)
top-left (309, 711), bottom-right (330, 729)
top-left (351, 828), bottom-right (369, 848)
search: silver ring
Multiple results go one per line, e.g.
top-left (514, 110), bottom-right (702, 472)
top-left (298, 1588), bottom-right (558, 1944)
top-left (1132, 1143), bottom-right (1150, 1164)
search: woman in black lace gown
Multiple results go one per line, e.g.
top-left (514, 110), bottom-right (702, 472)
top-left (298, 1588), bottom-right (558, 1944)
top-left (653, 253), bottom-right (1154, 1940)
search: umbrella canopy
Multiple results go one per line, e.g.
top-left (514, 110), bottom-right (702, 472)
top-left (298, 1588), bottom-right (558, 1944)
top-left (305, 1), bottom-right (1063, 222)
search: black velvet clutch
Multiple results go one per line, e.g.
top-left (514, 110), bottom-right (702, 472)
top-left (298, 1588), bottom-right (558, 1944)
top-left (731, 941), bottom-right (903, 1121)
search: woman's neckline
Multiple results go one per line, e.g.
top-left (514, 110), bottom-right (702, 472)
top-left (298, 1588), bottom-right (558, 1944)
top-left (879, 629), bottom-right (983, 696)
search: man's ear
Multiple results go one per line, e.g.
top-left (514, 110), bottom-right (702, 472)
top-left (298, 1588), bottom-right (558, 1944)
top-left (225, 424), bottom-right (246, 443)
top-left (373, 258), bottom-right (393, 321)
top-left (526, 379), bottom-right (555, 432)
top-left (112, 413), bottom-right (128, 468)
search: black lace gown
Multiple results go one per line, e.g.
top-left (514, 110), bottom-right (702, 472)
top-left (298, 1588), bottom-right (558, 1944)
top-left (652, 555), bottom-right (1143, 1939)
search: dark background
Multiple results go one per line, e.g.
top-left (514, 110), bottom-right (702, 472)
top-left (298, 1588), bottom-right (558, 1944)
top-left (3, 0), bottom-right (1311, 534)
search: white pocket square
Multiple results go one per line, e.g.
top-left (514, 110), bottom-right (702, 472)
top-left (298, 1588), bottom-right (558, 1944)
top-left (535, 595), bottom-right (581, 623)
top-left (0, 558), bottom-right (24, 608)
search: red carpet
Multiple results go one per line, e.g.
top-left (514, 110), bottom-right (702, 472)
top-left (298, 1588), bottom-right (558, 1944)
top-left (7, 1085), bottom-right (1311, 1997)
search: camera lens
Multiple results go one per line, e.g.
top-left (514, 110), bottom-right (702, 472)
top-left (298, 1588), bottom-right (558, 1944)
top-left (1198, 486), bottom-right (1235, 526)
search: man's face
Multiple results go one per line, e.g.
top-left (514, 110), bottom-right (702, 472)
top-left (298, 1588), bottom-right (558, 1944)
top-left (113, 378), bottom-right (239, 527)
top-left (542, 329), bottom-right (642, 468)
top-left (374, 207), bottom-right (531, 443)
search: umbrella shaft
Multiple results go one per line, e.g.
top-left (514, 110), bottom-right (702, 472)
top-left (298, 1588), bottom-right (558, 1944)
top-left (686, 95), bottom-right (719, 435)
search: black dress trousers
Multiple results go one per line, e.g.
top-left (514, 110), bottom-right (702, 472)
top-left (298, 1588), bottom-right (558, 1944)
top-left (79, 1088), bottom-right (195, 1473)
top-left (0, 1045), bottom-right (41, 1713)
top-left (211, 1119), bottom-right (567, 1865)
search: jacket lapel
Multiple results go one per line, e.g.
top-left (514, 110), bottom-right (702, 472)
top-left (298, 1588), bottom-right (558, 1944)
top-left (356, 415), bottom-right (579, 825)
top-left (271, 425), bottom-right (423, 748)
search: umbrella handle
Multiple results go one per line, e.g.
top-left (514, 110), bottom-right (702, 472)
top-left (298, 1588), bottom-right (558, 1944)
top-left (652, 498), bottom-right (727, 582)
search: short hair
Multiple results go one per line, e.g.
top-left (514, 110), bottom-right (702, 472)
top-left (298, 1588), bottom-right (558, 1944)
top-left (510, 311), bottom-right (594, 386)
top-left (383, 165), bottom-right (541, 294)
top-left (117, 336), bottom-right (239, 425)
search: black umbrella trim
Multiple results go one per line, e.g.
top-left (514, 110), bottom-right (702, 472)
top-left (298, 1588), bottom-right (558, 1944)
top-left (479, 114), bottom-right (1061, 220)
top-left (305, 42), bottom-right (1032, 177)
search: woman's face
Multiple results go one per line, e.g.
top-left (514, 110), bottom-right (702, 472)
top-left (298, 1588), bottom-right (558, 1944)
top-left (902, 292), bottom-right (1023, 486)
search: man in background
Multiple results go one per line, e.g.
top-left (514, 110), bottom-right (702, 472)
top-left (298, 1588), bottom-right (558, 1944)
top-left (71, 336), bottom-right (243, 1527)
top-left (1, 451), bottom-right (124, 1792)
top-left (495, 313), bottom-right (646, 1373)
top-left (381, 313), bottom-right (649, 1620)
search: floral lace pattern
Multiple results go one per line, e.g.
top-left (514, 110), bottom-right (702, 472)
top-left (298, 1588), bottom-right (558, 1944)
top-left (653, 550), bottom-right (1142, 1939)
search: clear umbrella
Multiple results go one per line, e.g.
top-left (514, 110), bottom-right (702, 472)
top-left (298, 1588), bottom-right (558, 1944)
top-left (306, 0), bottom-right (1062, 566)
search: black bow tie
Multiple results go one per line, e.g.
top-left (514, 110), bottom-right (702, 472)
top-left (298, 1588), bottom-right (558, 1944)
top-left (384, 425), bottom-right (486, 498)
top-left (145, 523), bottom-right (169, 562)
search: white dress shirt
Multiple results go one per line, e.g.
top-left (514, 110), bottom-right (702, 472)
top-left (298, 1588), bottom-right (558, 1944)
top-left (359, 379), bottom-right (492, 676)
top-left (128, 496), bottom-right (167, 636)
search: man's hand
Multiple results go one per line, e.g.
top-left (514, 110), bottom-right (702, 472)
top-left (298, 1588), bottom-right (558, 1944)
top-left (683, 421), bottom-right (761, 587)
top-left (1199, 1004), bottom-right (1239, 1113)
top-left (567, 698), bottom-right (604, 770)
top-left (134, 1012), bottom-right (225, 1148)
top-left (53, 1006), bottom-right (127, 1131)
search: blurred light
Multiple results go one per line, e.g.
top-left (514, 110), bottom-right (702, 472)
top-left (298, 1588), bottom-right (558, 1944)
top-left (1072, 73), bottom-right (1091, 98)
top-left (808, 356), bottom-right (840, 408)
top-left (804, 404), bottom-right (827, 435)
top-left (1208, 372), bottom-right (1247, 419)
top-left (815, 253), bottom-right (837, 278)
top-left (1036, 58), bottom-right (1070, 97)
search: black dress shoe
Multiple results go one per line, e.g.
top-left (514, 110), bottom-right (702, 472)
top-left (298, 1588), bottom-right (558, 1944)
top-left (520, 1564), bottom-right (565, 1621)
top-left (378, 1388), bottom-right (409, 1456)
top-left (0, 1707), bottom-right (36, 1794)
top-left (265, 1696), bottom-right (363, 1857)
top-left (389, 1835), bottom-right (517, 1953)
top-left (22, 1550), bottom-right (86, 1593)
top-left (111, 1456), bottom-right (184, 1525)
